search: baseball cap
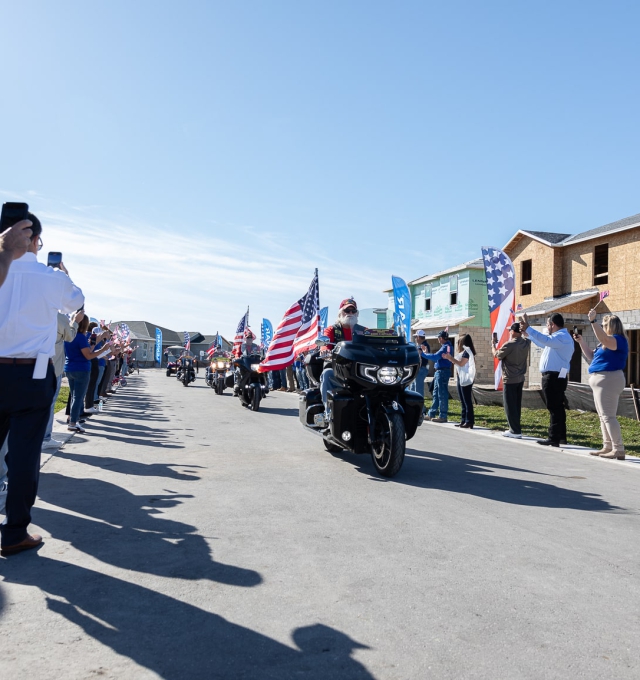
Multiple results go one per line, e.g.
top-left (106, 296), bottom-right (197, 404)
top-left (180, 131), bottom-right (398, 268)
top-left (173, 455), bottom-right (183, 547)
top-left (339, 298), bottom-right (358, 312)
top-left (437, 330), bottom-right (449, 339)
top-left (415, 329), bottom-right (426, 337)
top-left (510, 322), bottom-right (522, 332)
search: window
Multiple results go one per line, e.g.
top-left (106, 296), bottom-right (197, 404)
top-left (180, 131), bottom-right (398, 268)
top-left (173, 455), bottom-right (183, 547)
top-left (594, 244), bottom-right (609, 285)
top-left (521, 259), bottom-right (532, 296)
top-left (424, 283), bottom-right (432, 312)
top-left (449, 275), bottom-right (458, 306)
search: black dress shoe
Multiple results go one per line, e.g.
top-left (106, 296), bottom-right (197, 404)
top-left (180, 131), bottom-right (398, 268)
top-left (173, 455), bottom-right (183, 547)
top-left (537, 439), bottom-right (559, 447)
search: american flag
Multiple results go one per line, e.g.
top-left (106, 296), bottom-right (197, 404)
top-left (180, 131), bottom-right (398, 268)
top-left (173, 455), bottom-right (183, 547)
top-left (259, 270), bottom-right (320, 371)
top-left (482, 246), bottom-right (516, 390)
top-left (183, 331), bottom-right (191, 351)
top-left (207, 332), bottom-right (222, 358)
top-left (600, 290), bottom-right (610, 301)
top-left (233, 309), bottom-right (249, 355)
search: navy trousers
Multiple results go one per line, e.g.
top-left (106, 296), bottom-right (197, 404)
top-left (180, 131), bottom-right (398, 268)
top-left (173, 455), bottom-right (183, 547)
top-left (0, 362), bottom-right (56, 547)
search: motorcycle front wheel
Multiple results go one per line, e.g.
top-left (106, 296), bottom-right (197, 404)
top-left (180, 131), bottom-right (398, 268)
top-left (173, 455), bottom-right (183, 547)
top-left (371, 410), bottom-right (405, 477)
top-left (250, 384), bottom-right (261, 411)
top-left (323, 439), bottom-right (342, 453)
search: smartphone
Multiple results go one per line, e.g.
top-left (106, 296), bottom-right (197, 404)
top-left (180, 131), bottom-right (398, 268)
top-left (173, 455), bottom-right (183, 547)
top-left (492, 332), bottom-right (499, 344)
top-left (47, 251), bottom-right (62, 269)
top-left (0, 202), bottom-right (29, 231)
top-left (573, 326), bottom-right (579, 335)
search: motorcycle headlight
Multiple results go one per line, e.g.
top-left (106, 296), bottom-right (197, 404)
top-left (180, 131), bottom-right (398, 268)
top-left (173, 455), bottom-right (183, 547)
top-left (250, 363), bottom-right (261, 372)
top-left (358, 364), bottom-right (378, 383)
top-left (217, 361), bottom-right (226, 368)
top-left (377, 366), bottom-right (401, 385)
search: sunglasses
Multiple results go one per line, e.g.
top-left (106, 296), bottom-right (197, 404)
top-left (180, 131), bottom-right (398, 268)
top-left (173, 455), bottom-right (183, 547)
top-left (343, 307), bottom-right (357, 314)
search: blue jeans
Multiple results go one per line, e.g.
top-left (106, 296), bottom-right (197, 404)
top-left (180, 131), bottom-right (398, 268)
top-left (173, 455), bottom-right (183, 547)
top-left (428, 370), bottom-right (450, 419)
top-left (320, 368), bottom-right (342, 413)
top-left (296, 366), bottom-right (309, 390)
top-left (67, 370), bottom-right (91, 424)
top-left (94, 364), bottom-right (105, 402)
top-left (43, 373), bottom-right (63, 442)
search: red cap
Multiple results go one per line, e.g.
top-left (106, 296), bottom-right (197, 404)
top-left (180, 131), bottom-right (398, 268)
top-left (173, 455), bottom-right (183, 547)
top-left (339, 298), bottom-right (358, 312)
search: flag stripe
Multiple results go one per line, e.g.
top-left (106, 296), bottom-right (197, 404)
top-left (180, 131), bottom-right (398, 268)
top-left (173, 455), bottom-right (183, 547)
top-left (260, 271), bottom-right (320, 371)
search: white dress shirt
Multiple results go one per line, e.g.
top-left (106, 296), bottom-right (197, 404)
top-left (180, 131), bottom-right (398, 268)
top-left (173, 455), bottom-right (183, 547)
top-left (0, 253), bottom-right (84, 359)
top-left (526, 326), bottom-right (574, 373)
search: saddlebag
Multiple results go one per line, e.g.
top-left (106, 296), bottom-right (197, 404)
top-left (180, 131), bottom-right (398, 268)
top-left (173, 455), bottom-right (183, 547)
top-left (402, 388), bottom-right (424, 440)
top-left (225, 371), bottom-right (235, 389)
top-left (299, 388), bottom-right (323, 427)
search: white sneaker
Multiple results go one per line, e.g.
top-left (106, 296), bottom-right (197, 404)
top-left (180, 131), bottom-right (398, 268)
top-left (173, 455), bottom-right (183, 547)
top-left (503, 430), bottom-right (522, 439)
top-left (42, 438), bottom-right (64, 450)
top-left (84, 407), bottom-right (99, 414)
top-left (68, 424), bottom-right (86, 433)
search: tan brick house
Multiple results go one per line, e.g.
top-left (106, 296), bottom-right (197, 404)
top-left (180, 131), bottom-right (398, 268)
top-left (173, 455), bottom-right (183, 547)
top-left (504, 212), bottom-right (640, 387)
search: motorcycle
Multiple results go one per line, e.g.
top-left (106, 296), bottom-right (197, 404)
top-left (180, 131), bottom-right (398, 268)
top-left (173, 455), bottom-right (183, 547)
top-left (299, 329), bottom-right (423, 477)
top-left (231, 353), bottom-right (269, 411)
top-left (178, 358), bottom-right (196, 387)
top-left (206, 358), bottom-right (231, 394)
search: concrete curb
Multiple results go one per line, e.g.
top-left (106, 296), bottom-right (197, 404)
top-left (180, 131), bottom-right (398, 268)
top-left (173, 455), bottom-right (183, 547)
top-left (422, 418), bottom-right (640, 469)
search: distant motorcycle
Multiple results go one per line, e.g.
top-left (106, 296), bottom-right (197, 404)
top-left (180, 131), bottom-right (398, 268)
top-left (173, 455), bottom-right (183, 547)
top-left (231, 353), bottom-right (269, 411)
top-left (299, 329), bottom-right (422, 477)
top-left (178, 357), bottom-right (196, 387)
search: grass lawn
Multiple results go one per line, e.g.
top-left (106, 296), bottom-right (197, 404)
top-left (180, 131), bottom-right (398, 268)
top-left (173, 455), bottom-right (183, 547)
top-left (55, 386), bottom-right (70, 413)
top-left (425, 395), bottom-right (640, 458)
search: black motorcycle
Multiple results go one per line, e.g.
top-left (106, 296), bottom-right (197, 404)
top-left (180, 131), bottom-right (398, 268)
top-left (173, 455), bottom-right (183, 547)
top-left (230, 353), bottom-right (269, 411)
top-left (299, 329), bottom-right (422, 477)
top-left (178, 358), bottom-right (196, 387)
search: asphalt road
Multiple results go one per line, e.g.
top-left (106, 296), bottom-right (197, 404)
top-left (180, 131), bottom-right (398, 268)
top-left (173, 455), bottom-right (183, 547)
top-left (1, 369), bottom-right (639, 679)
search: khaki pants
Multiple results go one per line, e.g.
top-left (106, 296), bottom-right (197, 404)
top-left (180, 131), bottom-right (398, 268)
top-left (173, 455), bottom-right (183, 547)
top-left (589, 371), bottom-right (625, 453)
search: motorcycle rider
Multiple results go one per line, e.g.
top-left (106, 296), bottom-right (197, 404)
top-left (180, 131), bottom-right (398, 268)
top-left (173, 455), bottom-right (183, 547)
top-left (234, 330), bottom-right (260, 394)
top-left (241, 330), bottom-right (260, 357)
top-left (320, 298), bottom-right (365, 422)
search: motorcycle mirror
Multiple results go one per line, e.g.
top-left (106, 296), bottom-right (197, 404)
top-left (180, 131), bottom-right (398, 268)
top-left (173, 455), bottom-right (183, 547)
top-left (316, 334), bottom-right (330, 346)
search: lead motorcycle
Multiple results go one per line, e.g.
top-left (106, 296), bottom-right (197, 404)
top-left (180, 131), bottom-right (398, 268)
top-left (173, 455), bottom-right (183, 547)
top-left (229, 353), bottom-right (269, 411)
top-left (299, 329), bottom-right (423, 477)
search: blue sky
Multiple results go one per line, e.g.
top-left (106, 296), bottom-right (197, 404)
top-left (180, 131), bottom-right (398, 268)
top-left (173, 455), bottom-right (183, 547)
top-left (2, 1), bottom-right (639, 338)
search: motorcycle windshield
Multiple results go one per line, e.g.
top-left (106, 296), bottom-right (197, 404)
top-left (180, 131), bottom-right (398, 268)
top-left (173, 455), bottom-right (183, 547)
top-left (352, 329), bottom-right (406, 346)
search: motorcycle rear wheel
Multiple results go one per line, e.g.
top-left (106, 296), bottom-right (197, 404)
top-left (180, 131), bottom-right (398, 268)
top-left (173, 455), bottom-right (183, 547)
top-left (371, 410), bottom-right (405, 477)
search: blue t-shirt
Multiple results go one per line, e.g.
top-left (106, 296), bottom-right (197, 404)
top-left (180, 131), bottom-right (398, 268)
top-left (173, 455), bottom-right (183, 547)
top-left (589, 334), bottom-right (629, 373)
top-left (64, 332), bottom-right (91, 372)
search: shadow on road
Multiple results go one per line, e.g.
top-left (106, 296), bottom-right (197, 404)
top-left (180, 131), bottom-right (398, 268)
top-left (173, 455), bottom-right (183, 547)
top-left (53, 451), bottom-right (203, 480)
top-left (328, 447), bottom-right (619, 512)
top-left (0, 460), bottom-right (374, 679)
top-left (259, 406), bottom-right (299, 417)
top-left (2, 556), bottom-right (373, 679)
